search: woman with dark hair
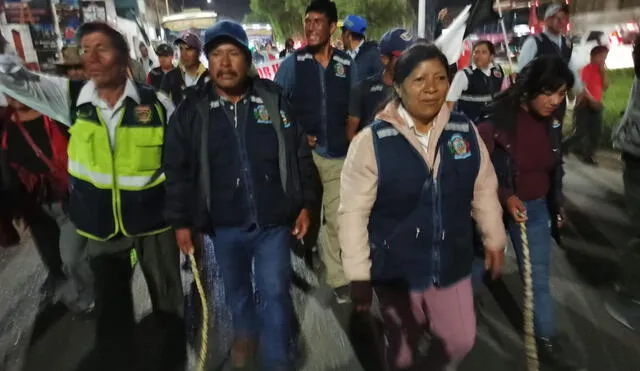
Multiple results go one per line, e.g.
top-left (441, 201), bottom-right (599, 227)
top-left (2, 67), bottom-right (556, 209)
top-left (447, 40), bottom-right (509, 123)
top-left (339, 43), bottom-right (506, 370)
top-left (477, 55), bottom-right (582, 369)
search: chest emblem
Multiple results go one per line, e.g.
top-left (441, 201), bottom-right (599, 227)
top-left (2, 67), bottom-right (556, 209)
top-left (493, 69), bottom-right (502, 79)
top-left (448, 133), bottom-right (471, 160)
top-left (280, 110), bottom-right (291, 128)
top-left (552, 119), bottom-right (561, 129)
top-left (253, 104), bottom-right (271, 124)
top-left (135, 105), bottom-right (152, 124)
top-left (334, 62), bottom-right (346, 78)
top-left (76, 106), bottom-right (93, 120)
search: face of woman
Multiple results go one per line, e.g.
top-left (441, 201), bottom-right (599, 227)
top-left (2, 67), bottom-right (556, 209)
top-left (397, 59), bottom-right (449, 124)
top-left (472, 44), bottom-right (492, 69)
top-left (529, 84), bottom-right (567, 118)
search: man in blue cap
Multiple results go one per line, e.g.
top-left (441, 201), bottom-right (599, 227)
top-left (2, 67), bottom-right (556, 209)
top-left (347, 28), bottom-right (414, 139)
top-left (341, 14), bottom-right (383, 82)
top-left (164, 20), bottom-right (316, 370)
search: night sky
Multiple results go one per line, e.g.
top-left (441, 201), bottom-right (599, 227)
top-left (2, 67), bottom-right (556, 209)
top-left (206, 0), bottom-right (251, 21)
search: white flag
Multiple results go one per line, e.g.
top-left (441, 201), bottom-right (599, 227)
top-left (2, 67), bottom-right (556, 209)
top-left (434, 5), bottom-right (472, 64)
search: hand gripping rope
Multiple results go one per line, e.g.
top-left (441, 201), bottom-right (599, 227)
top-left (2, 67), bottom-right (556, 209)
top-left (128, 250), bottom-right (209, 370)
top-left (520, 222), bottom-right (539, 371)
top-left (188, 252), bottom-right (210, 371)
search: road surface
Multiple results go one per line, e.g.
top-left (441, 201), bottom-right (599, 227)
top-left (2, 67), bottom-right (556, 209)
top-left (1, 154), bottom-right (639, 371)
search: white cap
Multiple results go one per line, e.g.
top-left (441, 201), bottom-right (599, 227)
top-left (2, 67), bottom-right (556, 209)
top-left (544, 4), bottom-right (568, 20)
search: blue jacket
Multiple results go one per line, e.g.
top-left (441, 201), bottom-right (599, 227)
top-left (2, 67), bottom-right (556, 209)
top-left (353, 41), bottom-right (383, 83)
top-left (163, 79), bottom-right (317, 232)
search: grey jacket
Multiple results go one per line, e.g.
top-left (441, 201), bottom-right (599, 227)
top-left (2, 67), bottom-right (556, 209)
top-left (613, 77), bottom-right (640, 156)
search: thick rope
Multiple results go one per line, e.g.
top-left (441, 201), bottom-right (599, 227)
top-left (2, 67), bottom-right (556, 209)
top-left (189, 252), bottom-right (209, 371)
top-left (520, 221), bottom-right (539, 371)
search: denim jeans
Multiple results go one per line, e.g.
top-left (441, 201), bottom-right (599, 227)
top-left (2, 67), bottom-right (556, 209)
top-left (212, 225), bottom-right (294, 369)
top-left (507, 198), bottom-right (555, 339)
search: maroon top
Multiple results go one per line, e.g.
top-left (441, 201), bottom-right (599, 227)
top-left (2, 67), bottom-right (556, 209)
top-left (513, 109), bottom-right (555, 201)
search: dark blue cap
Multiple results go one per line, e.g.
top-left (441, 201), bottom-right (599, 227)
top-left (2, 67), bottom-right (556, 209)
top-left (204, 20), bottom-right (250, 56)
top-left (342, 15), bottom-right (367, 35)
top-left (379, 28), bottom-right (414, 57)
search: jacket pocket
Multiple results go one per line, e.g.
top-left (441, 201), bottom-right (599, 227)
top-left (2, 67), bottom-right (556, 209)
top-left (133, 129), bottom-right (164, 171)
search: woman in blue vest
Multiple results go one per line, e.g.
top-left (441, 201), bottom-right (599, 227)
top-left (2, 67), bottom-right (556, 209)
top-left (446, 40), bottom-right (508, 123)
top-left (477, 56), bottom-right (583, 369)
top-left (339, 43), bottom-right (507, 370)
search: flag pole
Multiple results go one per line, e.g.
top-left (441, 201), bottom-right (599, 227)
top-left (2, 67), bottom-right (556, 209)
top-left (418, 0), bottom-right (426, 38)
top-left (495, 0), bottom-right (515, 71)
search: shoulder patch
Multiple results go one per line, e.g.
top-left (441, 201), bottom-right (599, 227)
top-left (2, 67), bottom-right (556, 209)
top-left (445, 122), bottom-right (470, 133)
top-left (332, 55), bottom-right (351, 66)
top-left (376, 127), bottom-right (399, 139)
top-left (296, 53), bottom-right (313, 61)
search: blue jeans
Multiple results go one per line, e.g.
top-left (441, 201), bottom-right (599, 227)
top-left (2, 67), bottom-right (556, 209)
top-left (471, 198), bottom-right (554, 338)
top-left (212, 225), bottom-right (294, 369)
top-left (507, 198), bottom-right (554, 339)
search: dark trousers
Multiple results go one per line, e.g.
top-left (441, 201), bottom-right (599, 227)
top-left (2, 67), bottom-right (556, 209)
top-left (618, 152), bottom-right (640, 300)
top-left (88, 229), bottom-right (185, 371)
top-left (566, 104), bottom-right (603, 158)
top-left (24, 201), bottom-right (65, 279)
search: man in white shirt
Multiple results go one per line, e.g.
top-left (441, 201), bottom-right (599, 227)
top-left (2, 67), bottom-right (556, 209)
top-left (0, 21), bottom-right (184, 371)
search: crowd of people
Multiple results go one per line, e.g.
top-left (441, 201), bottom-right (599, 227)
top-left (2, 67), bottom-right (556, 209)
top-left (0, 0), bottom-right (638, 370)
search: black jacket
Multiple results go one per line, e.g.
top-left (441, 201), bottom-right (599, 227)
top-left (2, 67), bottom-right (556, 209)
top-left (148, 67), bottom-right (184, 106)
top-left (163, 78), bottom-right (318, 231)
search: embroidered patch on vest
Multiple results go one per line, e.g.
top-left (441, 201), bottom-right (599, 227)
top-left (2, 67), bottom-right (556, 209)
top-left (253, 104), bottom-right (271, 124)
top-left (250, 95), bottom-right (263, 104)
top-left (370, 84), bottom-right (384, 92)
top-left (552, 119), bottom-right (561, 128)
top-left (444, 122), bottom-right (469, 132)
top-left (76, 106), bottom-right (93, 119)
top-left (280, 110), bottom-right (291, 128)
top-left (493, 69), bottom-right (502, 79)
top-left (334, 63), bottom-right (346, 78)
top-left (135, 105), bottom-right (152, 124)
top-left (210, 101), bottom-right (220, 109)
top-left (376, 127), bottom-right (399, 138)
top-left (448, 133), bottom-right (471, 159)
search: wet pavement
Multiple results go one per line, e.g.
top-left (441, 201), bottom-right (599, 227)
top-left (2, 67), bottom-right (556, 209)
top-left (1, 154), bottom-right (640, 371)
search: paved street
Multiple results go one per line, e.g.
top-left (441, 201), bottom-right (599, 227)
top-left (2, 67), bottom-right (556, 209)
top-left (0, 154), bottom-right (639, 371)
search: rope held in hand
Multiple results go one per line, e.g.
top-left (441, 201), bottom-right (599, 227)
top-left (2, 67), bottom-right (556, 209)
top-left (520, 222), bottom-right (539, 371)
top-left (189, 252), bottom-right (209, 371)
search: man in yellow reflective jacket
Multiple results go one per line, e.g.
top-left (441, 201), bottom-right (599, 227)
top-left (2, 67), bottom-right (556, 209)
top-left (0, 22), bottom-right (184, 371)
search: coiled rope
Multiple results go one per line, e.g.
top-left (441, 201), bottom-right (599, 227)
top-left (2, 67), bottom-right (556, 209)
top-left (189, 252), bottom-right (209, 371)
top-left (520, 221), bottom-right (539, 371)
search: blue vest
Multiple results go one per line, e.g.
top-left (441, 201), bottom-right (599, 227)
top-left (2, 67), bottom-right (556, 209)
top-left (289, 48), bottom-right (352, 157)
top-left (206, 94), bottom-right (293, 228)
top-left (358, 75), bottom-right (392, 131)
top-left (534, 33), bottom-right (573, 63)
top-left (368, 114), bottom-right (480, 290)
top-left (457, 65), bottom-right (504, 123)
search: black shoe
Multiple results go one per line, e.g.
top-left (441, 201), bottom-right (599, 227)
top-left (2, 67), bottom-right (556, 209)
top-left (537, 337), bottom-right (586, 370)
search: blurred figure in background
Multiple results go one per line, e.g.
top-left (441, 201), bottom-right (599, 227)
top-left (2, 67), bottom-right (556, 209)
top-left (138, 42), bottom-right (154, 75)
top-left (175, 32), bottom-right (209, 89)
top-left (347, 27), bottom-right (414, 138)
top-left (280, 38), bottom-right (295, 58)
top-left (341, 14), bottom-right (383, 82)
top-left (564, 45), bottom-right (609, 165)
top-left (55, 45), bottom-right (86, 81)
top-left (446, 40), bottom-right (509, 123)
top-left (147, 43), bottom-right (184, 106)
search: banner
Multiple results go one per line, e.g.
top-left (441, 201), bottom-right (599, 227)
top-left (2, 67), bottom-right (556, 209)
top-left (255, 58), bottom-right (282, 80)
top-left (0, 24), bottom-right (39, 71)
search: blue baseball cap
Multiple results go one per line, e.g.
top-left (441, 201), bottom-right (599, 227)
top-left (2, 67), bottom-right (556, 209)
top-left (204, 20), bottom-right (250, 58)
top-left (379, 28), bottom-right (414, 57)
top-left (342, 15), bottom-right (367, 35)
